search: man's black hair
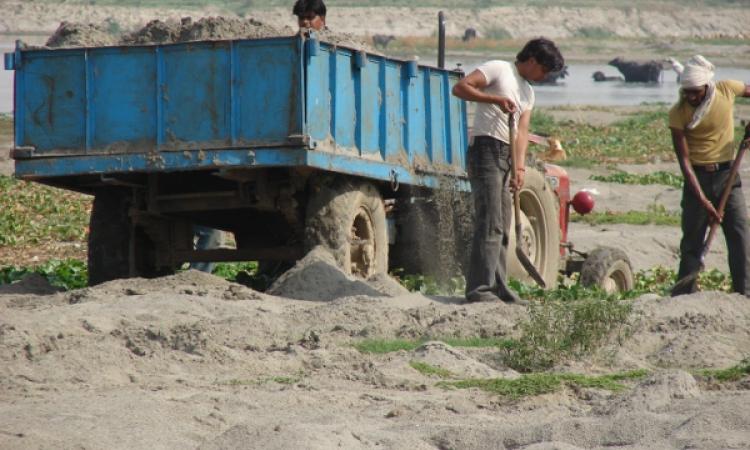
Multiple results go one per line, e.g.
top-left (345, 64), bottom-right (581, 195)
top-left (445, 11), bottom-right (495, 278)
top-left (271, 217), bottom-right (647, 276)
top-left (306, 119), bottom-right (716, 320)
top-left (516, 38), bottom-right (564, 73)
top-left (292, 0), bottom-right (327, 17)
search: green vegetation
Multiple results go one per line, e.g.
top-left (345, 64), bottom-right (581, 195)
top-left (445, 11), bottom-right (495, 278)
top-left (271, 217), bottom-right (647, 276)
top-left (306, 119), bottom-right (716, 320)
top-left (571, 204), bottom-right (681, 226)
top-left (354, 336), bottom-right (512, 354)
top-left (0, 176), bottom-right (91, 247)
top-left (0, 259), bottom-right (88, 290)
top-left (392, 270), bottom-right (465, 296)
top-left (695, 358), bottom-right (750, 382)
top-left (530, 109), bottom-right (674, 165)
top-left (439, 369), bottom-right (648, 399)
top-left (501, 295), bottom-right (633, 371)
top-left (589, 171), bottom-right (683, 188)
top-left (410, 361), bottom-right (454, 378)
top-left (211, 261), bottom-right (258, 280)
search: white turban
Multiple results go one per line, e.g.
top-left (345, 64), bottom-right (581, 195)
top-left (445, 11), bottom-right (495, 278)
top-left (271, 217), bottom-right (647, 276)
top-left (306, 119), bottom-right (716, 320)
top-left (680, 55), bottom-right (715, 88)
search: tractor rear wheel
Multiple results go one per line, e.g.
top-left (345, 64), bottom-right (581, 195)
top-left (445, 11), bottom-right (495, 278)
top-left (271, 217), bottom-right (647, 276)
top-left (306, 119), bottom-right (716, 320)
top-left (507, 166), bottom-right (561, 288)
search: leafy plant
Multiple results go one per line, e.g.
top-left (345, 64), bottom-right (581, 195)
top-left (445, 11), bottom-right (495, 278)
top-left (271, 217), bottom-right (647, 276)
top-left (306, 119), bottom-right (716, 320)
top-left (571, 206), bottom-right (680, 226)
top-left (0, 259), bottom-right (88, 290)
top-left (391, 270), bottom-right (465, 296)
top-left (501, 295), bottom-right (633, 371)
top-left (589, 171), bottom-right (683, 188)
top-left (0, 176), bottom-right (91, 248)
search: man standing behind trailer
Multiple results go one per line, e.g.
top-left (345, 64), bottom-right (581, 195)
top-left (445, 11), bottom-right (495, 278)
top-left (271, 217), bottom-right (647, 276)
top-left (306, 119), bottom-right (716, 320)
top-left (668, 55), bottom-right (750, 296)
top-left (293, 0), bottom-right (327, 31)
top-left (452, 38), bottom-right (564, 304)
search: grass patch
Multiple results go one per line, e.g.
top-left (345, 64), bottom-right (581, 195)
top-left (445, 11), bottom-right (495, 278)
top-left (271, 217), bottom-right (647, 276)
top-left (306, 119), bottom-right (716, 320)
top-left (0, 176), bottom-right (91, 247)
top-left (354, 336), bottom-right (512, 354)
top-left (530, 109), bottom-right (673, 164)
top-left (571, 204), bottom-right (680, 226)
top-left (695, 358), bottom-right (750, 382)
top-left (439, 369), bottom-right (648, 399)
top-left (589, 171), bottom-right (683, 188)
top-left (410, 361), bottom-right (454, 378)
top-left (0, 259), bottom-right (88, 290)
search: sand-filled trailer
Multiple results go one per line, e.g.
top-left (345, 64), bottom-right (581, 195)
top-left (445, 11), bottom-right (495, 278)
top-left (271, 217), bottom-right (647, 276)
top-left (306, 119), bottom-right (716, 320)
top-left (4, 33), bottom-right (472, 283)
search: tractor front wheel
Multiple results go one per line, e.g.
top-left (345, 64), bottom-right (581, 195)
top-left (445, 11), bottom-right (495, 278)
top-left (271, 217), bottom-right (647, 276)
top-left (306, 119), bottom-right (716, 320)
top-left (580, 246), bottom-right (635, 294)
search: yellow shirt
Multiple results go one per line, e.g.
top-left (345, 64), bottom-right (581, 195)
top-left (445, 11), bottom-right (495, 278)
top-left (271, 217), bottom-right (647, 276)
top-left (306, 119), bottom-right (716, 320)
top-left (668, 80), bottom-right (745, 165)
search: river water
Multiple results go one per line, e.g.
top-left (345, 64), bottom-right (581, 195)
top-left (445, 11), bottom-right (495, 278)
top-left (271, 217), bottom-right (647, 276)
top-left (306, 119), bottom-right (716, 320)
top-left (2, 37), bottom-right (750, 114)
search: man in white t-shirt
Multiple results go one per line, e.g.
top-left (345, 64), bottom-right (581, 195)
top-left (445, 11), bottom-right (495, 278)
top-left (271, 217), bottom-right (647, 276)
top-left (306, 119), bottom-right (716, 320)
top-left (452, 38), bottom-right (564, 304)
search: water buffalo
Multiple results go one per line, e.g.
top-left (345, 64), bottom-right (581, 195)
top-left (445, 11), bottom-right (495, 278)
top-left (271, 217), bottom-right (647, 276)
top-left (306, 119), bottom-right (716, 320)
top-left (462, 28), bottom-right (478, 42)
top-left (592, 71), bottom-right (624, 82)
top-left (608, 57), bottom-right (662, 83)
top-left (372, 34), bottom-right (396, 49)
top-left (536, 65), bottom-right (568, 85)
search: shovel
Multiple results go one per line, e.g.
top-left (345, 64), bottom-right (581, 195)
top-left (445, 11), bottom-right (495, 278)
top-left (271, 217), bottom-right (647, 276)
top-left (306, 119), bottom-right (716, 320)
top-left (671, 124), bottom-right (750, 295)
top-left (508, 114), bottom-right (546, 288)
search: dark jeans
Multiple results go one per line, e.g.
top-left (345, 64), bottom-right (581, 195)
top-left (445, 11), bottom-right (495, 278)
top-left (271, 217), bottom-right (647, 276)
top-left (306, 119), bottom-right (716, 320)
top-left (464, 136), bottom-right (515, 301)
top-left (674, 167), bottom-right (750, 296)
top-left (190, 225), bottom-right (222, 273)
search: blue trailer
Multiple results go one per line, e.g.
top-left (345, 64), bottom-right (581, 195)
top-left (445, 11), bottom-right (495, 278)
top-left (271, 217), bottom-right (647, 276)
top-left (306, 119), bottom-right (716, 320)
top-left (4, 33), bottom-right (476, 284)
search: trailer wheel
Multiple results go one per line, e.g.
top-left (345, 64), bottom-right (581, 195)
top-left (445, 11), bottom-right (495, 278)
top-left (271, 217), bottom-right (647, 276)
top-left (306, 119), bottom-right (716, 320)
top-left (88, 188), bottom-right (131, 285)
top-left (580, 246), bottom-right (634, 294)
top-left (507, 166), bottom-right (561, 288)
top-left (305, 179), bottom-right (388, 278)
top-left (88, 188), bottom-right (174, 286)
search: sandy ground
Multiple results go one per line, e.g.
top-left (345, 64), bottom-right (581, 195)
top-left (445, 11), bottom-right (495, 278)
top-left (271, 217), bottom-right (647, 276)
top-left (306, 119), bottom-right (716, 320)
top-left (1, 259), bottom-right (750, 449)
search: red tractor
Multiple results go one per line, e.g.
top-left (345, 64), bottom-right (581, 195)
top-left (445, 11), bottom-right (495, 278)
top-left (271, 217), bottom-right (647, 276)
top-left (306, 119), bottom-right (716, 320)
top-left (505, 141), bottom-right (635, 293)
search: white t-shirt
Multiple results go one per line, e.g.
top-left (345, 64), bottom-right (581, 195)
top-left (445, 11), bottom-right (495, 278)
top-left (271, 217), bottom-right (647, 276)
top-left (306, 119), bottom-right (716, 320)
top-left (472, 60), bottom-right (535, 144)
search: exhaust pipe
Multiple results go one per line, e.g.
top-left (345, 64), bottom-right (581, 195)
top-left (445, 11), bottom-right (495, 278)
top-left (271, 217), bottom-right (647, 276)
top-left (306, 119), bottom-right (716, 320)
top-left (438, 11), bottom-right (445, 69)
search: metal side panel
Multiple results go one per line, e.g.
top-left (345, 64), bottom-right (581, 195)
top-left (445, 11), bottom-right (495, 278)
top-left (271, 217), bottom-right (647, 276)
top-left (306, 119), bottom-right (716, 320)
top-left (18, 49), bottom-right (86, 152)
top-left (12, 36), bottom-right (304, 158)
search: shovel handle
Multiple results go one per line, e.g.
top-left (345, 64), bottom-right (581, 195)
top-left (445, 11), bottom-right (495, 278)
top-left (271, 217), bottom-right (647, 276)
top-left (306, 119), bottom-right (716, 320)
top-left (700, 139), bottom-right (750, 259)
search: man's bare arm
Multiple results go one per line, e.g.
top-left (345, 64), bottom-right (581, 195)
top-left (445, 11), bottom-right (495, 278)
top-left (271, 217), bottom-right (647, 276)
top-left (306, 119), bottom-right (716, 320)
top-left (510, 109), bottom-right (532, 191)
top-left (451, 69), bottom-right (517, 114)
top-left (670, 127), bottom-right (722, 222)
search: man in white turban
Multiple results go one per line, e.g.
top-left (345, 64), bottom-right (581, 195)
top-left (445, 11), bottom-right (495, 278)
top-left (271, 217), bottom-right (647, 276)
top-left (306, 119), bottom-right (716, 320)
top-left (668, 55), bottom-right (750, 296)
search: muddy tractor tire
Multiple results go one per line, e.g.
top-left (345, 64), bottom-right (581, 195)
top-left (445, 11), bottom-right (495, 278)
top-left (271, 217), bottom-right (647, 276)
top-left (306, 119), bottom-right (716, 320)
top-left (580, 246), bottom-right (635, 294)
top-left (87, 188), bottom-right (176, 286)
top-left (507, 166), bottom-right (561, 288)
top-left (305, 179), bottom-right (388, 278)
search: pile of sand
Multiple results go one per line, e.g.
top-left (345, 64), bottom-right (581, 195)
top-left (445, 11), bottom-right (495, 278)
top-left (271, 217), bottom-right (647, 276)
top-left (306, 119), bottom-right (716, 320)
top-left (267, 246), bottom-right (407, 301)
top-left (120, 16), bottom-right (293, 45)
top-left (44, 15), bottom-right (374, 51)
top-left (45, 21), bottom-right (118, 48)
